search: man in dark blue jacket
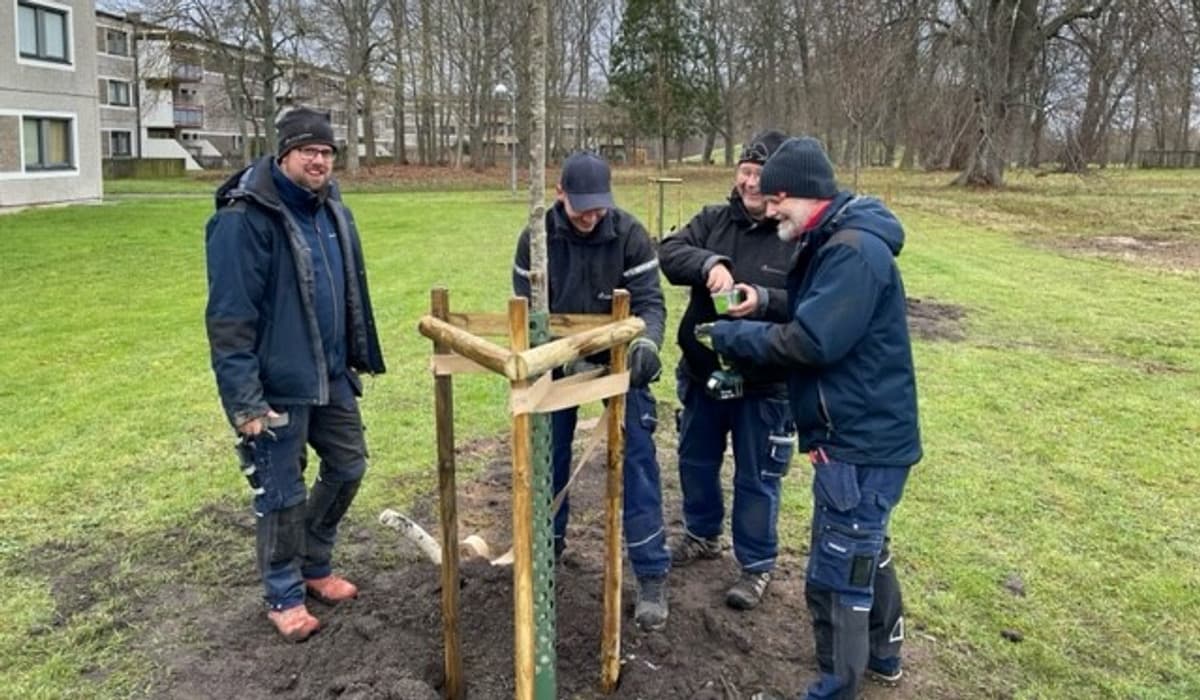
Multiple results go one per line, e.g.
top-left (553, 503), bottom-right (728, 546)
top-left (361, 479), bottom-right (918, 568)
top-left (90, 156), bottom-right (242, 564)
top-left (512, 151), bottom-right (672, 631)
top-left (659, 129), bottom-right (797, 611)
top-left (701, 137), bottom-right (921, 699)
top-left (205, 107), bottom-right (386, 642)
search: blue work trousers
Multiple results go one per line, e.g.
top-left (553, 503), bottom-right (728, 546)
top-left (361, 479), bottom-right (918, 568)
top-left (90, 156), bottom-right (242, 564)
top-left (804, 459), bottom-right (909, 700)
top-left (551, 387), bottom-right (670, 579)
top-left (676, 374), bottom-right (795, 572)
top-left (241, 374), bottom-right (368, 610)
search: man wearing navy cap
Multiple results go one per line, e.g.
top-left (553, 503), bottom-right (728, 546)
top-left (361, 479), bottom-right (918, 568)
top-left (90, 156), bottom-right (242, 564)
top-left (699, 137), bottom-right (921, 698)
top-left (512, 151), bottom-right (672, 631)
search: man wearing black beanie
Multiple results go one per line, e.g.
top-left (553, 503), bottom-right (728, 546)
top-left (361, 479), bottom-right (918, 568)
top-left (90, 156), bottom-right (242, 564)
top-left (659, 129), bottom-right (798, 612)
top-left (698, 136), bottom-right (921, 699)
top-left (205, 106), bottom-right (385, 641)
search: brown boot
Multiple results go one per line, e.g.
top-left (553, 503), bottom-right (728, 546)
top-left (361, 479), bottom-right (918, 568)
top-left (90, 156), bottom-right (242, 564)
top-left (267, 604), bottom-right (320, 642)
top-left (305, 574), bottom-right (358, 604)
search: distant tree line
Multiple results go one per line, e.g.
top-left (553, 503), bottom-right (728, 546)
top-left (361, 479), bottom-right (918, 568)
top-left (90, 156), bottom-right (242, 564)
top-left (125, 0), bottom-right (1200, 186)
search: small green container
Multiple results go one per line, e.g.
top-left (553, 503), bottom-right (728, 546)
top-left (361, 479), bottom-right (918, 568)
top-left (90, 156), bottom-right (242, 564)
top-left (712, 289), bottom-right (743, 314)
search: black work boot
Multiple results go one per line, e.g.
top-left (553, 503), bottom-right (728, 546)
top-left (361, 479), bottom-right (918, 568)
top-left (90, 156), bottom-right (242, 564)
top-left (726, 570), bottom-right (771, 610)
top-left (635, 575), bottom-right (669, 631)
top-left (669, 533), bottom-right (720, 566)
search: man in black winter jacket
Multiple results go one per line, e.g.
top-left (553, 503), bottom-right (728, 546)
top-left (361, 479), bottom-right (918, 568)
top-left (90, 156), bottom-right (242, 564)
top-left (205, 107), bottom-right (386, 642)
top-left (512, 152), bottom-right (672, 631)
top-left (659, 129), bottom-right (797, 611)
top-left (702, 137), bottom-right (920, 699)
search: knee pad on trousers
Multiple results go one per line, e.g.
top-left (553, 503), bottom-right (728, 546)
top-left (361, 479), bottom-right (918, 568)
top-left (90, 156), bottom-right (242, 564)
top-left (307, 477), bottom-right (362, 531)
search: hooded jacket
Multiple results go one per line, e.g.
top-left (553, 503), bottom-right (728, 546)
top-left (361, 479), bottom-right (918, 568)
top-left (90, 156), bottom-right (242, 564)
top-left (709, 193), bottom-right (922, 466)
top-left (659, 190), bottom-right (793, 395)
top-left (205, 156), bottom-right (386, 428)
top-left (512, 202), bottom-right (666, 353)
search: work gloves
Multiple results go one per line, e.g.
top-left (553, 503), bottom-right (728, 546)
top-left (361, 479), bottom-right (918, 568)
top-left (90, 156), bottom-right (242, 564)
top-left (693, 323), bottom-right (716, 351)
top-left (627, 338), bottom-right (662, 388)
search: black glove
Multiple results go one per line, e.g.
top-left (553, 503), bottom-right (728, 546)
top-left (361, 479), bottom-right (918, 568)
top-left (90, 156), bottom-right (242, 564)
top-left (627, 338), bottom-right (662, 388)
top-left (693, 322), bottom-right (715, 351)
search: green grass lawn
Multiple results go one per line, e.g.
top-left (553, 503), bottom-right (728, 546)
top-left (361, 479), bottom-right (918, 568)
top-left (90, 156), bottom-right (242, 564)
top-left (2, 168), bottom-right (1198, 698)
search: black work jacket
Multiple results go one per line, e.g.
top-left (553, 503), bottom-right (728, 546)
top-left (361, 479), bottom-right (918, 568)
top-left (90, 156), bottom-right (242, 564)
top-left (659, 192), bottom-right (793, 394)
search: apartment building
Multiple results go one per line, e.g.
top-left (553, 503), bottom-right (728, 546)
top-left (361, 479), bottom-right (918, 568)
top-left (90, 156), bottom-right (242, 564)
top-left (1, 0), bottom-right (102, 208)
top-left (94, 10), bottom-right (400, 168)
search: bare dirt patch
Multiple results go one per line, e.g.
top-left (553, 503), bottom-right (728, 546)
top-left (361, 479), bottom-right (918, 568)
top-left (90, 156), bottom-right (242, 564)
top-left (22, 427), bottom-right (955, 699)
top-left (1055, 234), bottom-right (1200, 272)
top-left (907, 297), bottom-right (967, 342)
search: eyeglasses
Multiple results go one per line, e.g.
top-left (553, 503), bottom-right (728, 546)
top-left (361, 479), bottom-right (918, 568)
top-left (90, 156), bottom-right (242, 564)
top-left (297, 146), bottom-right (336, 162)
top-left (739, 141), bottom-right (770, 163)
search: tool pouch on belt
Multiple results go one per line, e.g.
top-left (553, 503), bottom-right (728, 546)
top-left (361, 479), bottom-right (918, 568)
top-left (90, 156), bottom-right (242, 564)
top-left (235, 436), bottom-right (267, 497)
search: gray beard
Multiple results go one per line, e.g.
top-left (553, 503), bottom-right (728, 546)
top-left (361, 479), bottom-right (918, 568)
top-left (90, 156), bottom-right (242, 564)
top-left (776, 218), bottom-right (798, 242)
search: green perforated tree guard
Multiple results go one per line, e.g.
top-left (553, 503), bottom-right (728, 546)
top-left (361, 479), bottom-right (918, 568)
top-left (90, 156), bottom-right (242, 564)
top-left (528, 311), bottom-right (556, 698)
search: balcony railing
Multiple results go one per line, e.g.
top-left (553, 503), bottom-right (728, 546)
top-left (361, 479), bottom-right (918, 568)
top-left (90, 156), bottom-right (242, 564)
top-left (174, 106), bottom-right (204, 128)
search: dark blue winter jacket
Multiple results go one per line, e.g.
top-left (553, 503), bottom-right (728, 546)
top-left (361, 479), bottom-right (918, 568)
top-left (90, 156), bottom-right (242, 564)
top-left (205, 156), bottom-right (386, 428)
top-left (512, 202), bottom-right (666, 351)
top-left (709, 193), bottom-right (922, 466)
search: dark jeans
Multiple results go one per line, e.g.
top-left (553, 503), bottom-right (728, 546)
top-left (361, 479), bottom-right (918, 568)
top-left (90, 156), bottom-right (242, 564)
top-left (676, 374), bottom-right (795, 572)
top-left (803, 460), bottom-right (909, 700)
top-left (244, 374), bottom-right (367, 609)
top-left (551, 387), bottom-right (670, 578)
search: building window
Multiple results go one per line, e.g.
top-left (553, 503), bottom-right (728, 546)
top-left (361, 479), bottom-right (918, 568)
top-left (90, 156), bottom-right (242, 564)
top-left (18, 2), bottom-right (70, 64)
top-left (110, 130), bottom-right (132, 157)
top-left (107, 80), bottom-right (131, 106)
top-left (104, 28), bottom-right (128, 56)
top-left (22, 116), bottom-right (73, 170)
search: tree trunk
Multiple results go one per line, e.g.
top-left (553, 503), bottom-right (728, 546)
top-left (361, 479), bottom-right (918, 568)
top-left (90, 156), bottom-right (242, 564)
top-left (529, 0), bottom-right (549, 314)
top-left (1125, 76), bottom-right (1143, 167)
top-left (418, 0), bottom-right (435, 165)
top-left (345, 83), bottom-right (360, 172)
top-left (363, 82), bottom-right (377, 166)
top-left (391, 0), bottom-right (408, 165)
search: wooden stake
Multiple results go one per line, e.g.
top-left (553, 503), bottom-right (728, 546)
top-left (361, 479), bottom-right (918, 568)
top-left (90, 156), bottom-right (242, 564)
top-left (509, 297), bottom-right (535, 700)
top-left (431, 289), bottom-right (463, 700)
top-left (508, 316), bottom-right (645, 380)
top-left (418, 315), bottom-right (512, 377)
top-left (600, 290), bottom-right (630, 693)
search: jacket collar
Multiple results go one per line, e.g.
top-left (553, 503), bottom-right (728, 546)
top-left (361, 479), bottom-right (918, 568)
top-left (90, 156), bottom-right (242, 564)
top-left (214, 155), bottom-right (341, 213)
top-left (727, 188), bottom-right (777, 233)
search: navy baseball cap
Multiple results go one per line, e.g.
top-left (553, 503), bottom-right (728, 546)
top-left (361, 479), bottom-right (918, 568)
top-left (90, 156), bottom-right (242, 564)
top-left (560, 152), bottom-right (615, 211)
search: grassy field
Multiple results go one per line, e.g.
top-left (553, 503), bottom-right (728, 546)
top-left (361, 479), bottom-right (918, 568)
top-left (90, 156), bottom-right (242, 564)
top-left (1, 166), bottom-right (1198, 698)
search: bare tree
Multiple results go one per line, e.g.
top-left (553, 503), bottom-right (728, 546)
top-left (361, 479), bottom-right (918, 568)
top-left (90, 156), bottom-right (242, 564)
top-left (935, 0), bottom-right (1109, 187)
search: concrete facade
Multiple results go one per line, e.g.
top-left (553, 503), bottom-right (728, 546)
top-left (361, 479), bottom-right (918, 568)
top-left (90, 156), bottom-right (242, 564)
top-left (0, 0), bottom-right (103, 207)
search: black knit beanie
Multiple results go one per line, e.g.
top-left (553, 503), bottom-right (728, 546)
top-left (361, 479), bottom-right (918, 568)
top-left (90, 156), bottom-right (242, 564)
top-left (738, 129), bottom-right (788, 165)
top-left (759, 136), bottom-right (838, 199)
top-left (276, 107), bottom-right (337, 158)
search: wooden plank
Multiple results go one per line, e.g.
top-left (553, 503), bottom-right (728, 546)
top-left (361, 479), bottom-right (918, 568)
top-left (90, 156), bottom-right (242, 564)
top-left (508, 369), bottom-right (554, 416)
top-left (431, 288), bottom-right (463, 700)
top-left (509, 297), bottom-right (535, 700)
top-left (446, 311), bottom-right (611, 336)
top-left (429, 353), bottom-right (490, 376)
top-left (528, 372), bottom-right (630, 415)
top-left (417, 315), bottom-right (511, 377)
top-left (600, 290), bottom-right (630, 693)
top-left (507, 316), bottom-right (645, 380)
